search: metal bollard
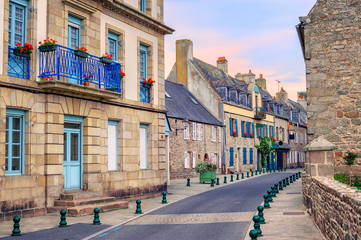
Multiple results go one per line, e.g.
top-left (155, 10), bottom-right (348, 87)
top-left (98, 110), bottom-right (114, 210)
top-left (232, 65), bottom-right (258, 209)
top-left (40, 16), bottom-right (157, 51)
top-left (253, 215), bottom-right (263, 237)
top-left (210, 178), bottom-right (215, 187)
top-left (186, 178), bottom-right (191, 187)
top-left (162, 191), bottom-right (168, 204)
top-left (216, 177), bottom-right (220, 185)
top-left (257, 205), bottom-right (265, 224)
top-left (59, 209), bottom-right (67, 227)
top-left (11, 216), bottom-right (22, 236)
top-left (267, 189), bottom-right (273, 202)
top-left (224, 176), bottom-right (227, 184)
top-left (263, 194), bottom-right (270, 208)
top-left (93, 208), bottom-right (101, 225)
top-left (135, 199), bottom-right (143, 214)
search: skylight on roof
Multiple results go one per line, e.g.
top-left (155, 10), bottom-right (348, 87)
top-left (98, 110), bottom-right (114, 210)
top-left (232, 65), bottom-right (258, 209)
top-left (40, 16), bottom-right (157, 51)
top-left (189, 97), bottom-right (198, 105)
top-left (165, 91), bottom-right (171, 98)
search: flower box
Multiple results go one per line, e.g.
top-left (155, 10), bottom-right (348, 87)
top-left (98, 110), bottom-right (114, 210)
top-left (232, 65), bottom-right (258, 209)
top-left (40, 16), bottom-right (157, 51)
top-left (74, 50), bottom-right (89, 58)
top-left (99, 57), bottom-right (112, 64)
top-left (106, 87), bottom-right (118, 92)
top-left (13, 49), bottom-right (31, 58)
top-left (38, 44), bottom-right (57, 52)
top-left (142, 84), bottom-right (152, 89)
top-left (199, 170), bottom-right (217, 184)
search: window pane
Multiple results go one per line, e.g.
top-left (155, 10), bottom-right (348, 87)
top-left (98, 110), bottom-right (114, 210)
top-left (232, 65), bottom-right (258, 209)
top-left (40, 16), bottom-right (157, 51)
top-left (64, 123), bottom-right (80, 129)
top-left (12, 158), bottom-right (20, 171)
top-left (15, 21), bottom-right (23, 35)
top-left (5, 144), bottom-right (8, 157)
top-left (12, 131), bottom-right (20, 143)
top-left (6, 131), bottom-right (9, 143)
top-left (12, 145), bottom-right (20, 157)
top-left (6, 117), bottom-right (9, 129)
top-left (64, 133), bottom-right (67, 162)
top-left (13, 118), bottom-right (20, 130)
top-left (71, 133), bottom-right (78, 161)
top-left (5, 158), bottom-right (8, 171)
top-left (15, 7), bottom-right (23, 21)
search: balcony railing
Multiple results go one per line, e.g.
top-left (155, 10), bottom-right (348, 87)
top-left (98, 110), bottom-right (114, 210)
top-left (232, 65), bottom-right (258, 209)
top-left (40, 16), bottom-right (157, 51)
top-left (39, 45), bottom-right (121, 93)
top-left (140, 83), bottom-right (151, 103)
top-left (255, 107), bottom-right (267, 120)
top-left (8, 47), bottom-right (30, 79)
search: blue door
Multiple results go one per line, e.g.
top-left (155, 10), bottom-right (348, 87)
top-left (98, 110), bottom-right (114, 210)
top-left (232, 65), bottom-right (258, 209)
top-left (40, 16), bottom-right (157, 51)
top-left (63, 122), bottom-right (82, 190)
top-left (257, 151), bottom-right (260, 170)
top-left (230, 147), bottom-right (234, 167)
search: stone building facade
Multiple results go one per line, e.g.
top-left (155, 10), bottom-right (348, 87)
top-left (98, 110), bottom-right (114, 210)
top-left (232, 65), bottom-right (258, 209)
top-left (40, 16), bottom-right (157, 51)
top-left (0, 0), bottom-right (173, 220)
top-left (298, 0), bottom-right (361, 168)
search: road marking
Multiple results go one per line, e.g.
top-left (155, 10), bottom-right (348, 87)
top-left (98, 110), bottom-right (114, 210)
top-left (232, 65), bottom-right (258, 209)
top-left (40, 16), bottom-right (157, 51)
top-left (98, 233), bottom-right (109, 237)
top-left (113, 227), bottom-right (122, 231)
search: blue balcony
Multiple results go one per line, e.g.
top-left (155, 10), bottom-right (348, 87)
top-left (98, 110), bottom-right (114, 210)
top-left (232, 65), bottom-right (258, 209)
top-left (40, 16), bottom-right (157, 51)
top-left (255, 107), bottom-right (267, 120)
top-left (38, 45), bottom-right (121, 96)
top-left (8, 47), bottom-right (30, 79)
top-left (140, 83), bottom-right (151, 103)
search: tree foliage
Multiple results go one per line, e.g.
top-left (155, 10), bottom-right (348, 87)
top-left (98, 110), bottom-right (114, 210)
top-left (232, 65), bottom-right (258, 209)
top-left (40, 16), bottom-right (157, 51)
top-left (255, 137), bottom-right (274, 168)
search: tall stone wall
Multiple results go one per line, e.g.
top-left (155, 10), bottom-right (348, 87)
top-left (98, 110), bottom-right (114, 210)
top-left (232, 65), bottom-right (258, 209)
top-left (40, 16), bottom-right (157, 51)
top-left (303, 176), bottom-right (361, 240)
top-left (302, 0), bottom-right (361, 167)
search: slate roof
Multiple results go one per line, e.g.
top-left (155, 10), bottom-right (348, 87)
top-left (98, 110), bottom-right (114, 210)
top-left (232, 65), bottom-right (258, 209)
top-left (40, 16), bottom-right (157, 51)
top-left (165, 80), bottom-right (223, 126)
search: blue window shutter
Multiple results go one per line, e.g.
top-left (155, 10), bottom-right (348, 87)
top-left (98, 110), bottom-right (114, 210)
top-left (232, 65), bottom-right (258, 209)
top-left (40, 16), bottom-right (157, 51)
top-left (235, 119), bottom-right (238, 136)
top-left (108, 32), bottom-right (118, 60)
top-left (256, 125), bottom-right (259, 138)
top-left (140, 0), bottom-right (146, 12)
top-left (229, 118), bottom-right (232, 136)
top-left (139, 44), bottom-right (147, 80)
top-left (252, 123), bottom-right (255, 136)
top-left (246, 122), bottom-right (250, 135)
top-left (250, 148), bottom-right (253, 164)
top-left (243, 148), bottom-right (247, 164)
top-left (241, 121), bottom-right (244, 136)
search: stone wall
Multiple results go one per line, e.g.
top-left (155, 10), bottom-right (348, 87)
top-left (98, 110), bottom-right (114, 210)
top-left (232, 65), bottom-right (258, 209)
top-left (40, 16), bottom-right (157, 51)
top-left (168, 118), bottom-right (222, 179)
top-left (302, 175), bottom-right (361, 240)
top-left (302, 0), bottom-right (361, 167)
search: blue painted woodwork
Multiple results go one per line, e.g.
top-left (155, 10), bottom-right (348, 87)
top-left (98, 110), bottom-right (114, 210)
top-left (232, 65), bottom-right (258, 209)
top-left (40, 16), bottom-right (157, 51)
top-left (241, 121), bottom-right (244, 136)
top-left (250, 148), bottom-right (253, 164)
top-left (252, 123), bottom-right (254, 136)
top-left (8, 47), bottom-right (29, 79)
top-left (140, 0), bottom-right (146, 12)
top-left (38, 44), bottom-right (122, 93)
top-left (140, 83), bottom-right (151, 103)
top-left (253, 85), bottom-right (260, 93)
top-left (229, 118), bottom-right (232, 136)
top-left (108, 32), bottom-right (118, 60)
top-left (257, 151), bottom-right (260, 170)
top-left (235, 119), bottom-right (238, 136)
top-left (243, 148), bottom-right (247, 164)
top-left (5, 109), bottom-right (25, 175)
top-left (165, 117), bottom-right (171, 136)
top-left (230, 147), bottom-right (234, 167)
top-left (63, 115), bottom-right (83, 190)
top-left (68, 15), bottom-right (81, 84)
top-left (246, 122), bottom-right (250, 136)
top-left (139, 44), bottom-right (149, 103)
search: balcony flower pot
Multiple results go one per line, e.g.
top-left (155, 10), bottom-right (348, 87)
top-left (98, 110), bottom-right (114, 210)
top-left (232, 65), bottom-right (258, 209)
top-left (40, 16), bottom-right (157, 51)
top-left (74, 50), bottom-right (89, 58)
top-left (38, 44), bottom-right (57, 52)
top-left (195, 162), bottom-right (217, 184)
top-left (13, 48), bottom-right (31, 58)
top-left (142, 83), bottom-right (152, 89)
top-left (83, 81), bottom-right (89, 87)
top-left (100, 57), bottom-right (112, 65)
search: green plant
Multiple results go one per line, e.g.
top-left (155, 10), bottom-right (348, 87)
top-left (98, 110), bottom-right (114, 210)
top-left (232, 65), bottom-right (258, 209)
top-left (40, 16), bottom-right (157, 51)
top-left (353, 176), bottom-right (361, 190)
top-left (255, 137), bottom-right (274, 168)
top-left (343, 148), bottom-right (358, 166)
top-left (195, 162), bottom-right (217, 174)
top-left (39, 37), bottom-right (57, 46)
top-left (334, 172), bottom-right (350, 185)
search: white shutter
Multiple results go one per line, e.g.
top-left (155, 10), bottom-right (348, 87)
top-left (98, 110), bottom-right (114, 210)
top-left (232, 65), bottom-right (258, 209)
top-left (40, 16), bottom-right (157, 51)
top-left (218, 127), bottom-right (221, 142)
top-left (219, 154), bottom-right (222, 169)
top-left (192, 152), bottom-right (196, 168)
top-left (108, 124), bottom-right (117, 171)
top-left (184, 152), bottom-right (189, 168)
top-left (300, 133), bottom-right (303, 144)
top-left (212, 126), bottom-right (216, 142)
top-left (139, 127), bottom-right (147, 169)
top-left (184, 123), bottom-right (189, 139)
top-left (192, 123), bottom-right (196, 140)
top-left (199, 124), bottom-right (203, 140)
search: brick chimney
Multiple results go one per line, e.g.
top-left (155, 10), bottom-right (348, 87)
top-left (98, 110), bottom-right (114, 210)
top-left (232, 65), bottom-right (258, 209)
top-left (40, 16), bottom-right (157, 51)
top-left (255, 74), bottom-right (267, 90)
top-left (276, 87), bottom-right (289, 102)
top-left (235, 69), bottom-right (255, 84)
top-left (176, 39), bottom-right (193, 87)
top-left (297, 91), bottom-right (307, 110)
top-left (217, 57), bottom-right (228, 74)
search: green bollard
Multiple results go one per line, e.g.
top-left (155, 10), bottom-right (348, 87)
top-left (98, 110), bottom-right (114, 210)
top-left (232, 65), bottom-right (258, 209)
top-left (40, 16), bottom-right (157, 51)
top-left (284, 168), bottom-right (286, 172)
top-left (267, 190), bottom-right (273, 202)
top-left (236, 173), bottom-right (239, 180)
top-left (283, 179), bottom-right (286, 188)
top-left (296, 173), bottom-right (299, 180)
top-left (93, 208), bottom-right (101, 225)
top-left (271, 186), bottom-right (277, 197)
top-left (11, 216), bottom-right (21, 236)
top-left (255, 171), bottom-right (258, 176)
top-left (162, 191), bottom-right (168, 204)
top-left (253, 215), bottom-right (263, 237)
top-left (299, 172), bottom-right (301, 178)
top-left (224, 176), bottom-right (227, 184)
top-left (59, 209), bottom-right (67, 227)
top-left (210, 178), bottom-right (215, 187)
top-left (274, 183), bottom-right (279, 194)
top-left (186, 178), bottom-right (191, 187)
top-left (290, 177), bottom-right (293, 184)
top-left (216, 177), bottom-right (220, 185)
top-left (286, 177), bottom-right (289, 185)
top-left (249, 229), bottom-right (258, 240)
top-left (230, 174), bottom-right (234, 182)
top-left (241, 172), bottom-right (244, 179)
top-left (279, 181), bottom-right (283, 191)
top-left (263, 194), bottom-right (270, 208)
top-left (257, 205), bottom-right (265, 224)
top-left (247, 172), bottom-right (249, 178)
top-left (135, 199), bottom-right (143, 214)
top-left (251, 171), bottom-right (254, 177)
top-left (293, 174), bottom-right (296, 181)
top-left (263, 169), bottom-right (265, 173)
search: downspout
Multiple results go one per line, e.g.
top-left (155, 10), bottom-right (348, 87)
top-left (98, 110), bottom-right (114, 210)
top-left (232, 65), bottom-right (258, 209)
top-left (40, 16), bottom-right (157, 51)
top-left (222, 101), bottom-right (226, 175)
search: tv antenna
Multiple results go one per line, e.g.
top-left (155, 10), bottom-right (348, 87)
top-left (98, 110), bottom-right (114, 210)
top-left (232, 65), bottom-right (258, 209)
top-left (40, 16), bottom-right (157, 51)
top-left (275, 80), bottom-right (281, 92)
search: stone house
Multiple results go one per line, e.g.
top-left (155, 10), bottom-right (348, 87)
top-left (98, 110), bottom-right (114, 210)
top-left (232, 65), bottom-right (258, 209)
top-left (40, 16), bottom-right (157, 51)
top-left (167, 39), bottom-right (288, 173)
top-left (0, 0), bottom-right (173, 220)
top-left (165, 81), bottom-right (223, 179)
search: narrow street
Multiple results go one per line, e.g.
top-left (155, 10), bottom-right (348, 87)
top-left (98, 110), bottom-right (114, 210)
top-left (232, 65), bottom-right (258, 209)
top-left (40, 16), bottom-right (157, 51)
top-left (89, 173), bottom-right (290, 240)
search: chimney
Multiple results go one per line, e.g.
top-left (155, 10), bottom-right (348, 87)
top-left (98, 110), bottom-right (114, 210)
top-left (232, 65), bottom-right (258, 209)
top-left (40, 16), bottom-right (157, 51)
top-left (276, 87), bottom-right (289, 102)
top-left (297, 91), bottom-right (307, 110)
top-left (235, 69), bottom-right (255, 84)
top-left (176, 39), bottom-right (193, 87)
top-left (255, 74), bottom-right (267, 90)
top-left (217, 57), bottom-right (228, 74)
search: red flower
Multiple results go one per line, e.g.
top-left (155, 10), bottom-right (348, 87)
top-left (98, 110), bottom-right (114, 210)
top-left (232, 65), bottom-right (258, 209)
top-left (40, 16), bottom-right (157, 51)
top-left (49, 76), bottom-right (53, 80)
top-left (76, 46), bottom-right (79, 49)
top-left (20, 48), bottom-right (24, 52)
top-left (39, 41), bottom-right (42, 44)
top-left (44, 40), bottom-right (47, 42)
top-left (44, 77), bottom-right (48, 81)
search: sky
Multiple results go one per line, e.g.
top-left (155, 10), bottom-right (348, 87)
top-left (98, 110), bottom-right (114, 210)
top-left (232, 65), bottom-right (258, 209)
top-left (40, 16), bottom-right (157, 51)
top-left (164, 0), bottom-right (317, 101)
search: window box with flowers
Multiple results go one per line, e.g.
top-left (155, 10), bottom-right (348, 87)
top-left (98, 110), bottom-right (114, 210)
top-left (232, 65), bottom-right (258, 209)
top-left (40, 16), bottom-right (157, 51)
top-left (83, 74), bottom-right (93, 87)
top-left (243, 133), bottom-right (249, 138)
top-left (13, 43), bottom-right (33, 58)
top-left (141, 78), bottom-right (155, 89)
top-left (195, 162), bottom-right (217, 183)
top-left (74, 46), bottom-right (89, 58)
top-left (250, 134), bottom-right (254, 138)
top-left (38, 38), bottom-right (57, 52)
top-left (100, 53), bottom-right (113, 64)
top-left (40, 76), bottom-right (54, 81)
top-left (232, 130), bottom-right (237, 137)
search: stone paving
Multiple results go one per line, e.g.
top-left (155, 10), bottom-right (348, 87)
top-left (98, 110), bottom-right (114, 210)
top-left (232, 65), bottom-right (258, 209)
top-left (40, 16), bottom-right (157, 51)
top-left (244, 173), bottom-right (325, 240)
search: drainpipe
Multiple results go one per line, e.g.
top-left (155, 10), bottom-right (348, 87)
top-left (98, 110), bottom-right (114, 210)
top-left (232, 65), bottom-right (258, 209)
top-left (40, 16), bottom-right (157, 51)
top-left (222, 101), bottom-right (226, 175)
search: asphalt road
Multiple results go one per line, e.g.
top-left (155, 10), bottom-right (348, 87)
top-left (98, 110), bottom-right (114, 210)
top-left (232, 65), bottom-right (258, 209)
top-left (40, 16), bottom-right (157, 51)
top-left (90, 173), bottom-right (290, 240)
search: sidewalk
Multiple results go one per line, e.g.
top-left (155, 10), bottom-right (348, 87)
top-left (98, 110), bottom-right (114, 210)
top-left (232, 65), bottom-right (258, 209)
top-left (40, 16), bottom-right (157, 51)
top-left (244, 171), bottom-right (325, 240)
top-left (0, 172), bottom-right (266, 239)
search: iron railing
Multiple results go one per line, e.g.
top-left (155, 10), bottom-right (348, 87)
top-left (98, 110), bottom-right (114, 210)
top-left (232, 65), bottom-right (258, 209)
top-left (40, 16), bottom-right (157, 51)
top-left (8, 47), bottom-right (30, 79)
top-left (39, 45), bottom-right (121, 93)
top-left (255, 107), bottom-right (267, 119)
top-left (140, 83), bottom-right (151, 103)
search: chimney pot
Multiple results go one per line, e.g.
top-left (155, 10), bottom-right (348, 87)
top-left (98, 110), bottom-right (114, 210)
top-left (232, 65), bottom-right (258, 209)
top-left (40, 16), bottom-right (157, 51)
top-left (259, 74), bottom-right (263, 79)
top-left (217, 57), bottom-right (228, 74)
top-left (249, 69), bottom-right (252, 74)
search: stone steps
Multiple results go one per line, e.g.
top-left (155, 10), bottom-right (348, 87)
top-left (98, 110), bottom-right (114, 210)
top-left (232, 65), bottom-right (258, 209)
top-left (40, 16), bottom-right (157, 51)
top-left (54, 196), bottom-right (116, 207)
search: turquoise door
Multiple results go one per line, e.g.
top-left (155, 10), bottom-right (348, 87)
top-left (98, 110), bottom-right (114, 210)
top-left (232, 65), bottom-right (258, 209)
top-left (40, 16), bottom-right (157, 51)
top-left (230, 147), bottom-right (234, 167)
top-left (63, 123), bottom-right (82, 190)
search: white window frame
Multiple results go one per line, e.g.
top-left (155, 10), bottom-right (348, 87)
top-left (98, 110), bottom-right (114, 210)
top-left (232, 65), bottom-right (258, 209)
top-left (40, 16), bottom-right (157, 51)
top-left (300, 133), bottom-right (303, 144)
top-left (184, 151), bottom-right (190, 168)
top-left (192, 152), bottom-right (196, 168)
top-left (295, 132), bottom-right (298, 144)
top-left (218, 126), bottom-right (222, 142)
top-left (211, 126), bottom-right (216, 142)
top-left (197, 123), bottom-right (202, 141)
top-left (184, 122), bottom-right (189, 139)
top-left (107, 121), bottom-right (118, 171)
top-left (192, 123), bottom-right (196, 140)
top-left (218, 154), bottom-right (222, 169)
